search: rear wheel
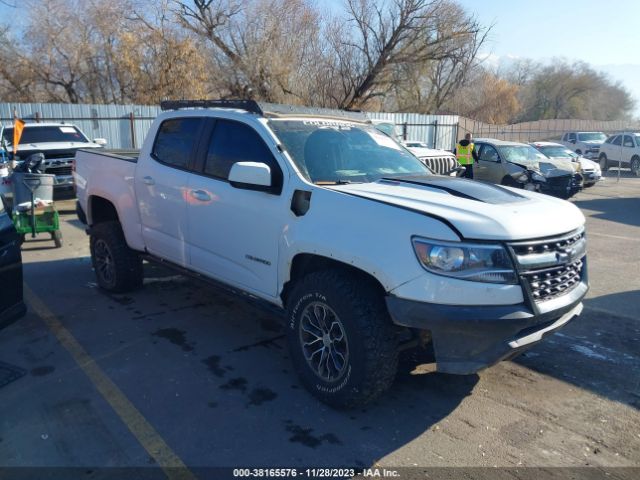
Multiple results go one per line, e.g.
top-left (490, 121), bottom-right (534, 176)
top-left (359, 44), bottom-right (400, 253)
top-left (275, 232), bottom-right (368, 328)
top-left (90, 221), bottom-right (143, 292)
top-left (599, 153), bottom-right (609, 172)
top-left (631, 156), bottom-right (640, 177)
top-left (286, 270), bottom-right (399, 409)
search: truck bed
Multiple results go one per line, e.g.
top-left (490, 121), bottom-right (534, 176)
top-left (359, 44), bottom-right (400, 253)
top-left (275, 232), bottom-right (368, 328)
top-left (77, 148), bottom-right (139, 162)
top-left (74, 147), bottom-right (145, 251)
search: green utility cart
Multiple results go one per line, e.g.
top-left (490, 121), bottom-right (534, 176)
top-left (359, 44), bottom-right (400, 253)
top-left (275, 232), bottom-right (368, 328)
top-left (11, 172), bottom-right (62, 248)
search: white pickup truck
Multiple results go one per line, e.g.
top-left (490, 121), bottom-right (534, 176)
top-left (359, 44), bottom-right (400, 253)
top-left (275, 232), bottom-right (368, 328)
top-left (75, 100), bottom-right (589, 408)
top-left (1, 122), bottom-right (106, 194)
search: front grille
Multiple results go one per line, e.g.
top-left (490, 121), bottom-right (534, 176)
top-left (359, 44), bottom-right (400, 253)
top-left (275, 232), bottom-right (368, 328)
top-left (509, 229), bottom-right (586, 304)
top-left (420, 156), bottom-right (458, 175)
top-left (546, 175), bottom-right (572, 188)
top-left (523, 259), bottom-right (583, 302)
top-left (45, 166), bottom-right (73, 176)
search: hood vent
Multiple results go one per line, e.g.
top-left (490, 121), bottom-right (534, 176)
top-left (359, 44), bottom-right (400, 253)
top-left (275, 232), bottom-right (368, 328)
top-left (382, 175), bottom-right (529, 205)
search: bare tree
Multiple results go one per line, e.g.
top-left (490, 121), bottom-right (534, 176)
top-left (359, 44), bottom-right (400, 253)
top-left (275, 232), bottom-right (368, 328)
top-left (175, 0), bottom-right (323, 103)
top-left (328, 0), bottom-right (489, 110)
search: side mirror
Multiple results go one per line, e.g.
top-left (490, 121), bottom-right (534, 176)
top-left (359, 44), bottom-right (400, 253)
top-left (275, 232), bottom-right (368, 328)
top-left (570, 139), bottom-right (576, 144)
top-left (94, 138), bottom-right (107, 146)
top-left (228, 162), bottom-right (272, 191)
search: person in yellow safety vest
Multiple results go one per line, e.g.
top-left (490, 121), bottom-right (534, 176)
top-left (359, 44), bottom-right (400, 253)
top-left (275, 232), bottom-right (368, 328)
top-left (454, 133), bottom-right (478, 179)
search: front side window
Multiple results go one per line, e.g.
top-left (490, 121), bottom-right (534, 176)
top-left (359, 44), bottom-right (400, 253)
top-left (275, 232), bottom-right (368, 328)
top-left (568, 133), bottom-right (576, 142)
top-left (204, 120), bottom-right (283, 193)
top-left (268, 119), bottom-right (429, 184)
top-left (611, 135), bottom-right (622, 146)
top-left (478, 144), bottom-right (499, 162)
top-left (152, 118), bottom-right (203, 169)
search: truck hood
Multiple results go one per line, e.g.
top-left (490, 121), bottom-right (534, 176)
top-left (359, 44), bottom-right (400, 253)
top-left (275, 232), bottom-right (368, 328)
top-left (15, 142), bottom-right (102, 151)
top-left (407, 146), bottom-right (453, 158)
top-left (330, 176), bottom-right (584, 240)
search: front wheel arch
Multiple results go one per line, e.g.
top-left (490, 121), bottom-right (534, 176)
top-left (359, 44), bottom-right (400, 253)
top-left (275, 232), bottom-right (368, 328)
top-left (281, 253), bottom-right (386, 307)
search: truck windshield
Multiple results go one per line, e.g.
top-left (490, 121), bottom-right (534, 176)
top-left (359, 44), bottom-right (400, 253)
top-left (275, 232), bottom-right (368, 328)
top-left (268, 119), bottom-right (430, 184)
top-left (577, 132), bottom-right (607, 142)
top-left (498, 145), bottom-right (548, 164)
top-left (2, 125), bottom-right (89, 145)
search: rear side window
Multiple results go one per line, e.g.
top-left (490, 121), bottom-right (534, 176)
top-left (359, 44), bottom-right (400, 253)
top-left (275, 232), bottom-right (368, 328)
top-left (623, 135), bottom-right (634, 147)
top-left (152, 118), bottom-right (203, 169)
top-left (204, 120), bottom-right (283, 193)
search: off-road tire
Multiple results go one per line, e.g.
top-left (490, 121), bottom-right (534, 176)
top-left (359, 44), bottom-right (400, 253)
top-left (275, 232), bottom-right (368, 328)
top-left (90, 221), bottom-right (143, 293)
top-left (286, 269), bottom-right (399, 409)
top-left (599, 153), bottom-right (609, 172)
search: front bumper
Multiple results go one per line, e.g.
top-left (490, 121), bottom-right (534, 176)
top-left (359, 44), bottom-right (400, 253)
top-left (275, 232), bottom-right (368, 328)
top-left (540, 175), bottom-right (581, 198)
top-left (386, 280), bottom-right (588, 374)
top-left (582, 171), bottom-right (601, 186)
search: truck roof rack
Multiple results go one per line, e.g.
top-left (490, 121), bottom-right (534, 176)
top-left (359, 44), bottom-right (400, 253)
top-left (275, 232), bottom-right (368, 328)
top-left (159, 100), bottom-right (369, 122)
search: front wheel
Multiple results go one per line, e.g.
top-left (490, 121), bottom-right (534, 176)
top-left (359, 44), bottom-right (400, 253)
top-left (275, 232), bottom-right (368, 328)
top-left (286, 270), bottom-right (399, 409)
top-left (631, 156), bottom-right (640, 177)
top-left (90, 221), bottom-right (143, 292)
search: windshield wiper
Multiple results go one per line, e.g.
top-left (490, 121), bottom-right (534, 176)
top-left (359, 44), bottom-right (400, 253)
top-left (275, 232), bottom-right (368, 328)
top-left (315, 180), bottom-right (359, 185)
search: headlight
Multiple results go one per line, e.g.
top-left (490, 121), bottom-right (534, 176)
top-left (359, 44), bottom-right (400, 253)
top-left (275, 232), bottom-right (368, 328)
top-left (531, 172), bottom-right (546, 182)
top-left (412, 238), bottom-right (517, 284)
top-left (517, 173), bottom-right (529, 183)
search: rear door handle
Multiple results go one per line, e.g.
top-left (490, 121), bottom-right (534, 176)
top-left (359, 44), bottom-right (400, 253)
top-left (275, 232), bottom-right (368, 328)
top-left (190, 189), bottom-right (211, 202)
top-left (142, 176), bottom-right (155, 186)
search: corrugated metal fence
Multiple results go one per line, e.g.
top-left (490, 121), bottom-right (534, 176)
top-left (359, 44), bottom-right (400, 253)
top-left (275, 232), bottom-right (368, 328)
top-left (0, 103), bottom-right (461, 151)
top-left (366, 112), bottom-right (459, 150)
top-left (0, 103), bottom-right (161, 149)
top-left (7, 102), bottom-right (633, 152)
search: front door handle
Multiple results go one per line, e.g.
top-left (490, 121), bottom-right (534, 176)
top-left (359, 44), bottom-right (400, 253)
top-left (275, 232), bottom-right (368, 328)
top-left (190, 189), bottom-right (211, 202)
top-left (142, 176), bottom-right (155, 186)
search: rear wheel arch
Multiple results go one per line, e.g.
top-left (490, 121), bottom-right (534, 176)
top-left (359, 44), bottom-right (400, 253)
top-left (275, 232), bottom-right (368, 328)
top-left (88, 195), bottom-right (119, 226)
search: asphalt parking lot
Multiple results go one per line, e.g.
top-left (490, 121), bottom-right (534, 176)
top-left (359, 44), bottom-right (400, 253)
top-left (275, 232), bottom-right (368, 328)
top-left (1, 172), bottom-right (639, 478)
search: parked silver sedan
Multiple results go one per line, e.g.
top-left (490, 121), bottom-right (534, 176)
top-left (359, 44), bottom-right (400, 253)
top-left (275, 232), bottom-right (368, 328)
top-left (474, 138), bottom-right (583, 199)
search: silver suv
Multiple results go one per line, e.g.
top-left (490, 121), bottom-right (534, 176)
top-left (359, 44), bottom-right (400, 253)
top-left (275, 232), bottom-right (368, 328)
top-left (560, 131), bottom-right (607, 160)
